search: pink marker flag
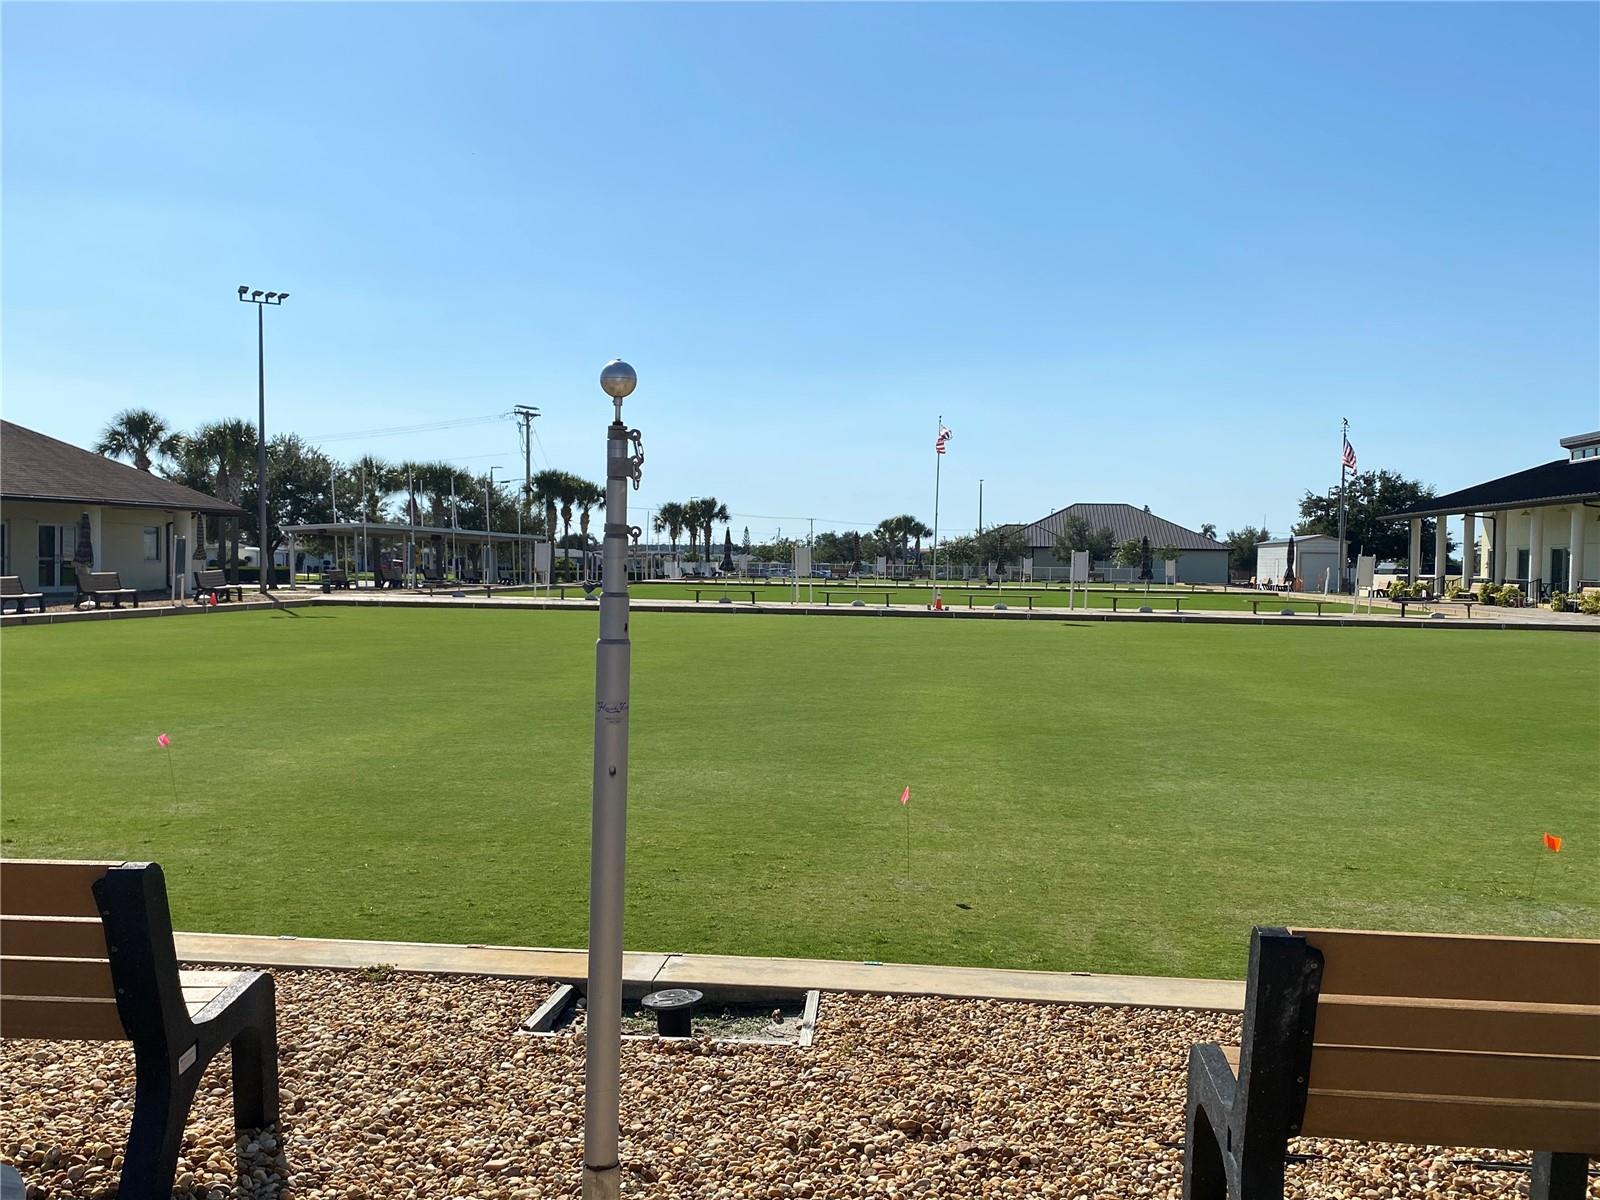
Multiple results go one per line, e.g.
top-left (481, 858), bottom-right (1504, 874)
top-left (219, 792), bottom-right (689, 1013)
top-left (899, 786), bottom-right (910, 806)
top-left (156, 733), bottom-right (171, 748)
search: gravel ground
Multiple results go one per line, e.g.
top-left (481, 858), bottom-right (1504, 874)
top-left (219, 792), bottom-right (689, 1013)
top-left (2, 967), bottom-right (1588, 1199)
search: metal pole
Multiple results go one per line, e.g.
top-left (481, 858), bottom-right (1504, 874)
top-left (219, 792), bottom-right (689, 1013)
top-left (256, 303), bottom-right (269, 594)
top-left (584, 361), bottom-right (640, 1200)
top-left (1336, 417), bottom-right (1348, 594)
top-left (978, 478), bottom-right (983, 536)
top-left (932, 414), bottom-right (942, 604)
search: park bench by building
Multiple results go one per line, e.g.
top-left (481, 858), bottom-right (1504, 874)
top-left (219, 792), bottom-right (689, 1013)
top-left (1183, 925), bottom-right (1598, 1200)
top-left (374, 558), bottom-right (406, 588)
top-left (0, 859), bottom-right (279, 1200)
top-left (77, 569), bottom-right (138, 608)
top-left (0, 575), bottom-right (45, 614)
top-left (322, 566), bottom-right (352, 589)
top-left (193, 568), bottom-right (244, 603)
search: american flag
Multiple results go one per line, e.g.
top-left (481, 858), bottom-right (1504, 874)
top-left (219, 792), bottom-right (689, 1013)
top-left (1342, 440), bottom-right (1357, 473)
top-left (935, 425), bottom-right (953, 455)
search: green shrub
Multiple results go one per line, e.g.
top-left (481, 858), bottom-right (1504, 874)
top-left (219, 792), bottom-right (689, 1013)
top-left (1387, 581), bottom-right (1411, 600)
top-left (1496, 584), bottom-right (1524, 608)
top-left (1580, 590), bottom-right (1600, 616)
top-left (1445, 582), bottom-right (1467, 601)
top-left (1548, 590), bottom-right (1567, 612)
top-left (1477, 581), bottom-right (1497, 605)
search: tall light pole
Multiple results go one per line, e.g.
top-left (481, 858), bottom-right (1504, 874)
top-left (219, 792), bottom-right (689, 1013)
top-left (584, 360), bottom-right (642, 1200)
top-left (238, 286), bottom-right (288, 593)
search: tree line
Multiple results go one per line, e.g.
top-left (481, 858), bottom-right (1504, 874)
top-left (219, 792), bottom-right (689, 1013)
top-left (92, 407), bottom-right (609, 566)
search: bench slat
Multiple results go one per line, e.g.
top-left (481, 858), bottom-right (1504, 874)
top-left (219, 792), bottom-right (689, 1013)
top-left (0, 916), bottom-right (108, 959)
top-left (1316, 994), bottom-right (1600, 1058)
top-left (0, 861), bottom-right (118, 918)
top-left (0, 995), bottom-right (124, 1040)
top-left (1306, 1043), bottom-right (1600, 1105)
top-left (1297, 928), bottom-right (1600, 1006)
top-left (0, 956), bottom-right (113, 1000)
top-left (1303, 1089), bottom-right (1600, 1154)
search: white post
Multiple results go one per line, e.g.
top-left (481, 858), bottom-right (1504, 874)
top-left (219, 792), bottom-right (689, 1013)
top-left (1460, 513), bottom-right (1475, 590)
top-left (1408, 518), bottom-right (1422, 585)
top-left (1527, 509), bottom-right (1544, 599)
top-left (1493, 513), bottom-right (1508, 584)
top-left (1432, 517), bottom-right (1447, 596)
top-left (1568, 506), bottom-right (1585, 592)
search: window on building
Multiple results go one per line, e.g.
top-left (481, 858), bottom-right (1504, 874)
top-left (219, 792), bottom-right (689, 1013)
top-left (143, 527), bottom-right (161, 561)
top-left (1571, 445), bottom-right (1599, 461)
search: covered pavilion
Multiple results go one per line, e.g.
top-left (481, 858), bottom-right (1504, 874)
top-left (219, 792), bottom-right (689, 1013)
top-left (280, 520), bottom-right (548, 587)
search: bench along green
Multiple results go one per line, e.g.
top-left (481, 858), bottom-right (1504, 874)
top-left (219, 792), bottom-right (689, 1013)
top-left (0, 576), bottom-right (45, 615)
top-left (322, 566), bottom-right (352, 589)
top-left (192, 568), bottom-right (244, 603)
top-left (1183, 926), bottom-right (1599, 1199)
top-left (0, 860), bottom-right (279, 1200)
top-left (77, 569), bottom-right (138, 608)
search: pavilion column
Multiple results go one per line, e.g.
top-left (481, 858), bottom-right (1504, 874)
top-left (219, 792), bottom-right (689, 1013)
top-left (1493, 513), bottom-right (1507, 584)
top-left (1408, 518), bottom-right (1423, 584)
top-left (1461, 513), bottom-right (1476, 587)
top-left (1433, 517), bottom-right (1447, 595)
top-left (1527, 510), bottom-right (1544, 598)
top-left (1569, 506), bottom-right (1585, 591)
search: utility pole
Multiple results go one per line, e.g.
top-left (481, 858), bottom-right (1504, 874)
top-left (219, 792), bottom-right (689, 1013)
top-left (515, 405), bottom-right (541, 585)
top-left (978, 479), bottom-right (984, 536)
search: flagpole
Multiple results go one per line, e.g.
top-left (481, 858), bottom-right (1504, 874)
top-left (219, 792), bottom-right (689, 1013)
top-left (1336, 417), bottom-right (1349, 594)
top-left (932, 414), bottom-right (942, 607)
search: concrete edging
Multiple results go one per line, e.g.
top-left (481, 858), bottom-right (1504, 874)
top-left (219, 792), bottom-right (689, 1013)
top-left (172, 930), bottom-right (1245, 1013)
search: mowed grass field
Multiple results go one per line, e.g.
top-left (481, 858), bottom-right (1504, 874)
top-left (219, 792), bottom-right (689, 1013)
top-left (2, 608), bottom-right (1594, 980)
top-left (506, 581), bottom-right (1392, 614)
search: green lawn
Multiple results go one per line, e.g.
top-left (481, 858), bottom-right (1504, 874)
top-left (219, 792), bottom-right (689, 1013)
top-left (2, 609), bottom-right (1594, 980)
top-left (506, 580), bottom-right (1388, 614)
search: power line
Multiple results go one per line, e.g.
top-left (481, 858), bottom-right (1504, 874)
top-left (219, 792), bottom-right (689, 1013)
top-left (307, 412), bottom-right (511, 443)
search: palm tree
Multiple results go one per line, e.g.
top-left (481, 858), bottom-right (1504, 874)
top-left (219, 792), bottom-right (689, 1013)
top-left (653, 501), bottom-right (688, 564)
top-left (96, 409), bottom-right (179, 472)
top-left (697, 498), bottom-right (730, 563)
top-left (907, 519), bottom-right (933, 566)
top-left (191, 420), bottom-right (257, 580)
top-left (574, 477), bottom-right (605, 550)
top-left (530, 468), bottom-right (568, 582)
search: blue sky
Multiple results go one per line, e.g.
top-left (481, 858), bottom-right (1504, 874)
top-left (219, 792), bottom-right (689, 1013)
top-left (4, 2), bottom-right (1595, 541)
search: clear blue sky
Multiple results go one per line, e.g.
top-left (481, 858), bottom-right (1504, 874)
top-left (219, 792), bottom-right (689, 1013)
top-left (4, 2), bottom-right (1595, 541)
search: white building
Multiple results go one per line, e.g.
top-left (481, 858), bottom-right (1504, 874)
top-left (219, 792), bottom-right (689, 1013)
top-left (0, 421), bottom-right (243, 598)
top-left (1254, 534), bottom-right (1341, 593)
top-left (1388, 430), bottom-right (1600, 598)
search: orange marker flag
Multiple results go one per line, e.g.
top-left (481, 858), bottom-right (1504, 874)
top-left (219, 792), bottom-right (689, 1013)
top-left (899, 786), bottom-right (910, 806)
top-left (1544, 832), bottom-right (1563, 853)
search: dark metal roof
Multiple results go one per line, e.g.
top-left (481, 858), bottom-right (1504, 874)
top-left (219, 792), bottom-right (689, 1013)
top-left (0, 421), bottom-right (243, 515)
top-left (1386, 457), bottom-right (1600, 520)
top-left (1010, 503), bottom-right (1224, 552)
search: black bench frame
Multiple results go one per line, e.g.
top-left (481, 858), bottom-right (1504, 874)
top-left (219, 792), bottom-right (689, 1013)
top-left (193, 569), bottom-right (244, 603)
top-left (1182, 926), bottom-right (1587, 1200)
top-left (93, 863), bottom-right (279, 1200)
top-left (79, 571), bottom-right (139, 608)
top-left (0, 579), bottom-right (46, 615)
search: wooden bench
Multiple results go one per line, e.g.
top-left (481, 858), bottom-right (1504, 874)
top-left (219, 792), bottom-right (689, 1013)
top-left (1248, 598), bottom-right (1326, 616)
top-left (322, 567), bottom-right (352, 590)
top-left (1183, 926), bottom-right (1599, 1199)
top-left (193, 567), bottom-right (243, 603)
top-left (0, 859), bottom-right (279, 1199)
top-left (78, 570), bottom-right (138, 608)
top-left (0, 575), bottom-right (45, 615)
top-left (374, 558), bottom-right (406, 589)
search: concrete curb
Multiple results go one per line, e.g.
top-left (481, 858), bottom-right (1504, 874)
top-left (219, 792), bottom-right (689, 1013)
top-left (172, 931), bottom-right (1245, 1013)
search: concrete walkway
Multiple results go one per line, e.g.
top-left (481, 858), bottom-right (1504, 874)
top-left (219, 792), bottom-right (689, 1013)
top-left (172, 930), bottom-right (1245, 1012)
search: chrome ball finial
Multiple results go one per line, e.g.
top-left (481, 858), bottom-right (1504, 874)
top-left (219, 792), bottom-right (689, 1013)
top-left (599, 360), bottom-right (637, 400)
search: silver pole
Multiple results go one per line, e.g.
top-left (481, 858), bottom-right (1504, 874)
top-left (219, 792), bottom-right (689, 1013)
top-left (584, 360), bottom-right (641, 1200)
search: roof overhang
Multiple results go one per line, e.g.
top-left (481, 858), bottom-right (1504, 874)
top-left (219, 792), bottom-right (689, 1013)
top-left (0, 491), bottom-right (245, 516)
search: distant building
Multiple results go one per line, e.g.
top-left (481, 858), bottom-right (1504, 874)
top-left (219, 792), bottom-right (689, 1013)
top-left (1254, 534), bottom-right (1340, 593)
top-left (1386, 429), bottom-right (1600, 597)
top-left (0, 421), bottom-right (243, 597)
top-left (1009, 502), bottom-right (1229, 584)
